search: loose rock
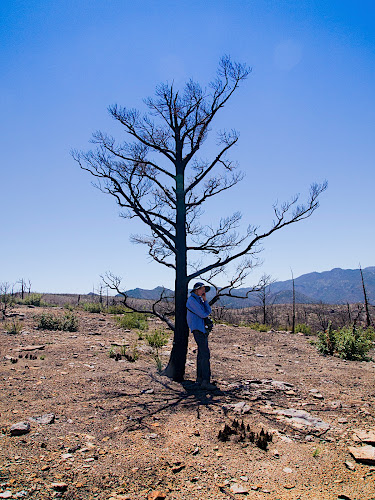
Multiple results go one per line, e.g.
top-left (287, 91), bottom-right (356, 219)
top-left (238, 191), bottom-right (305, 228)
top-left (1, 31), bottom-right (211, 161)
top-left (230, 483), bottom-right (249, 494)
top-left (28, 413), bottom-right (55, 424)
top-left (348, 445), bottom-right (375, 464)
top-left (10, 421), bottom-right (30, 436)
top-left (353, 429), bottom-right (375, 444)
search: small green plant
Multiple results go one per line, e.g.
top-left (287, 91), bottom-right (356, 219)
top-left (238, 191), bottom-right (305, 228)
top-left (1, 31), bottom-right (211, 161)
top-left (317, 323), bottom-right (374, 361)
top-left (4, 319), bottom-right (23, 334)
top-left (312, 448), bottom-right (320, 458)
top-left (146, 329), bottom-right (169, 371)
top-left (83, 302), bottom-right (103, 313)
top-left (247, 322), bottom-right (272, 332)
top-left (64, 303), bottom-right (74, 311)
top-left (39, 355), bottom-right (45, 360)
top-left (116, 312), bottom-right (148, 331)
top-left (295, 323), bottom-right (313, 335)
top-left (37, 312), bottom-right (79, 332)
top-left (108, 347), bottom-right (116, 358)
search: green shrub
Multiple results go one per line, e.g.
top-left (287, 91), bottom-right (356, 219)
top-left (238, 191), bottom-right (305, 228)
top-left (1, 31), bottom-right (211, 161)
top-left (64, 303), bottom-right (74, 311)
top-left (37, 312), bottom-right (79, 332)
top-left (146, 330), bottom-right (169, 351)
top-left (116, 312), bottom-right (148, 331)
top-left (146, 329), bottom-right (169, 372)
top-left (295, 323), bottom-right (313, 335)
top-left (4, 319), bottom-right (23, 334)
top-left (317, 323), bottom-right (374, 361)
top-left (60, 312), bottom-right (79, 332)
top-left (247, 322), bottom-right (271, 332)
top-left (317, 322), bottom-right (336, 355)
top-left (335, 326), bottom-right (374, 361)
top-left (23, 293), bottom-right (44, 306)
top-left (37, 313), bottom-right (61, 330)
top-left (107, 304), bottom-right (128, 314)
top-left (83, 302), bottom-right (103, 313)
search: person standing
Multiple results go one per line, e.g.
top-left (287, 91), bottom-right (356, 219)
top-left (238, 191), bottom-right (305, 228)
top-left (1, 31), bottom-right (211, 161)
top-left (186, 282), bottom-right (216, 390)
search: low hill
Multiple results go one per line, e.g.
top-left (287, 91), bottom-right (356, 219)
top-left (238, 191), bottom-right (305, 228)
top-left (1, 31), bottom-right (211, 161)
top-left (122, 267), bottom-right (375, 307)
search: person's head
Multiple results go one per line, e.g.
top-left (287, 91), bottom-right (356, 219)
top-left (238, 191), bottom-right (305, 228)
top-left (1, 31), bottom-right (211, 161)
top-left (191, 282), bottom-right (210, 296)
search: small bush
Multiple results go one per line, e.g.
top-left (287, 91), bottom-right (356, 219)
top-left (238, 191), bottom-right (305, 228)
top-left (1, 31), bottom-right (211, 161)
top-left (4, 319), bottom-right (23, 334)
top-left (146, 330), bottom-right (169, 351)
top-left (335, 326), bottom-right (374, 361)
top-left (23, 293), bottom-right (44, 306)
top-left (247, 322), bottom-right (272, 332)
top-left (116, 312), bottom-right (148, 331)
top-left (317, 322), bottom-right (336, 355)
top-left (37, 312), bottom-right (79, 332)
top-left (317, 323), bottom-right (374, 361)
top-left (295, 323), bottom-right (313, 335)
top-left (38, 313), bottom-right (61, 330)
top-left (64, 303), bottom-right (74, 311)
top-left (83, 302), bottom-right (103, 313)
top-left (107, 304), bottom-right (127, 314)
top-left (60, 312), bottom-right (79, 332)
top-left (146, 329), bottom-right (169, 372)
top-left (109, 344), bottom-right (139, 362)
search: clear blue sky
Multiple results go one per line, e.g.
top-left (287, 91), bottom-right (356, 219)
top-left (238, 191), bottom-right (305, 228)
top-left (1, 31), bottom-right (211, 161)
top-left (1, 0), bottom-right (374, 293)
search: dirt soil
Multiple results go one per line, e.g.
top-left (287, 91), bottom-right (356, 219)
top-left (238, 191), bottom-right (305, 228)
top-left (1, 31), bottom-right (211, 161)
top-left (1, 305), bottom-right (375, 500)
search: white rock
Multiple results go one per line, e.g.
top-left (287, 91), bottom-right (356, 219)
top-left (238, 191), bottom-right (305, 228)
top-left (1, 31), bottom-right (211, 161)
top-left (0, 492), bottom-right (12, 499)
top-left (230, 483), bottom-right (249, 494)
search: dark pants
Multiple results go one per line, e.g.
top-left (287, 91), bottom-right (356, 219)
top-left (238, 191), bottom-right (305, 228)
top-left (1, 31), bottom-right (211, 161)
top-left (193, 330), bottom-right (211, 382)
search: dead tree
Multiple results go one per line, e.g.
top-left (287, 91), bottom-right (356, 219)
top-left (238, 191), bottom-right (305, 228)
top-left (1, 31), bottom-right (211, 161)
top-left (0, 282), bottom-right (15, 320)
top-left (73, 56), bottom-right (327, 381)
top-left (291, 269), bottom-right (296, 333)
top-left (253, 274), bottom-right (275, 325)
top-left (359, 264), bottom-right (372, 328)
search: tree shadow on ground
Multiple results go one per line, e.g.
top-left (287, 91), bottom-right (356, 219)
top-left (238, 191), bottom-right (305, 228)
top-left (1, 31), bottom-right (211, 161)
top-left (99, 368), bottom-right (267, 433)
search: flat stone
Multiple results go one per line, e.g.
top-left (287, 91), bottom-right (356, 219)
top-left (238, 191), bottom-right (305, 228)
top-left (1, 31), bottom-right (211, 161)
top-left (29, 413), bottom-right (55, 424)
top-left (10, 421), bottom-right (30, 436)
top-left (50, 482), bottom-right (68, 492)
top-left (348, 445), bottom-right (375, 464)
top-left (231, 401), bottom-right (252, 414)
top-left (271, 381), bottom-right (294, 391)
top-left (230, 483), bottom-right (249, 494)
top-left (353, 430), bottom-right (375, 444)
top-left (17, 345), bottom-right (45, 351)
top-left (345, 461), bottom-right (356, 471)
top-left (0, 492), bottom-right (12, 499)
top-left (275, 408), bottom-right (330, 431)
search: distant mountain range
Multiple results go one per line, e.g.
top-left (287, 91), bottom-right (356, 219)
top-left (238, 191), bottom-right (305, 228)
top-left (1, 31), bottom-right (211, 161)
top-left (122, 267), bottom-right (375, 308)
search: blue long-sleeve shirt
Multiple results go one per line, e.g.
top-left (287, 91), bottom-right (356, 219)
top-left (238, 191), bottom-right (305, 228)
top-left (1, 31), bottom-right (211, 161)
top-left (186, 292), bottom-right (212, 333)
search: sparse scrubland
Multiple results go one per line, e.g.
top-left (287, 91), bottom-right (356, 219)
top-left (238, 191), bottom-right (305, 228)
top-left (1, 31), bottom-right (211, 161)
top-left (1, 296), bottom-right (375, 499)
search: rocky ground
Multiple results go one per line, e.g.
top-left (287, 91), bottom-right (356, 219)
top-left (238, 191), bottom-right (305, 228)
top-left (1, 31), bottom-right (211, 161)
top-left (1, 305), bottom-right (375, 500)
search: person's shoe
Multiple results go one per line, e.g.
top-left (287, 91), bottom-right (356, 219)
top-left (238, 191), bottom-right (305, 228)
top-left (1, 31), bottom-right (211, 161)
top-left (200, 380), bottom-right (217, 390)
top-left (196, 377), bottom-right (203, 385)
